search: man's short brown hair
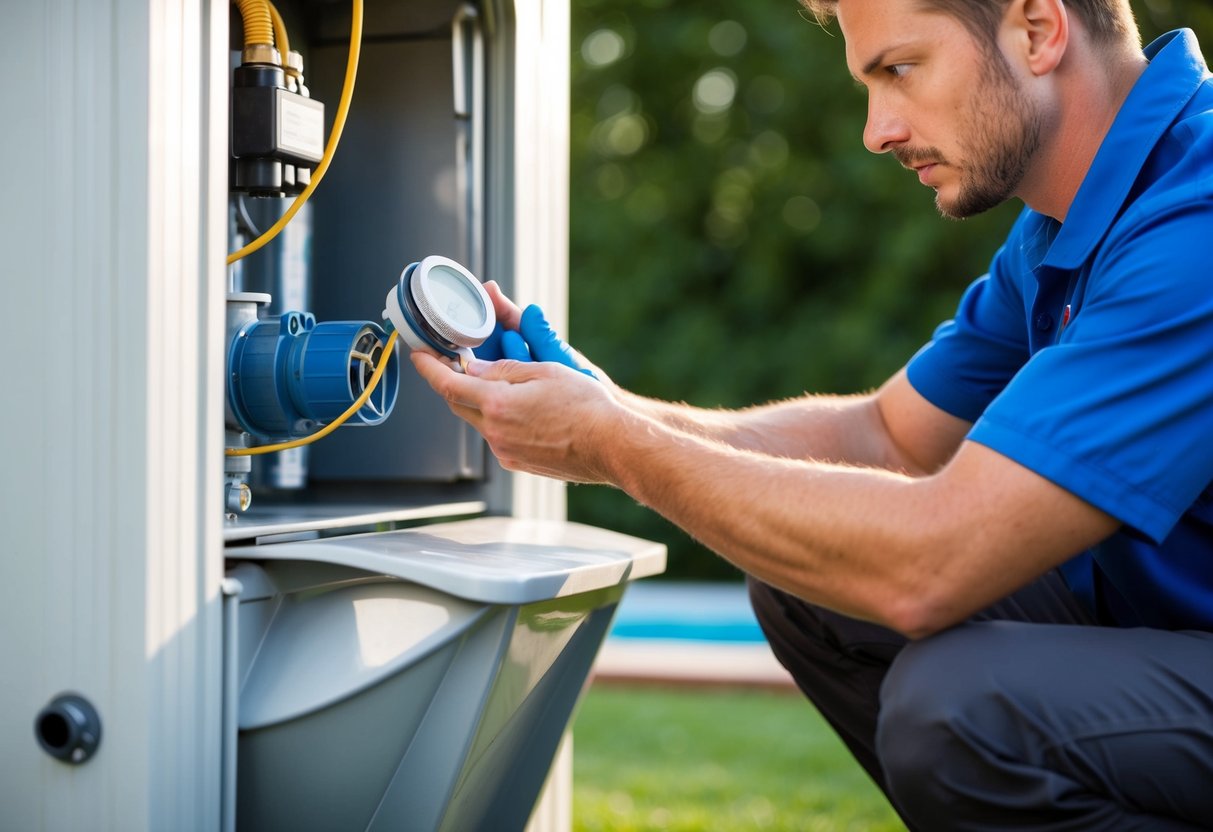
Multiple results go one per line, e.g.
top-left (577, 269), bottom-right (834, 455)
top-left (801, 0), bottom-right (1140, 49)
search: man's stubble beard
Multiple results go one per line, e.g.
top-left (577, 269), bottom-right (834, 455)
top-left (943, 53), bottom-right (1044, 220)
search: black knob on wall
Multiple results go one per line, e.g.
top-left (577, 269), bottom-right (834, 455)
top-left (35, 693), bottom-right (102, 764)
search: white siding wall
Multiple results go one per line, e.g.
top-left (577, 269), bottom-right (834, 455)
top-left (0, 1), bottom-right (227, 829)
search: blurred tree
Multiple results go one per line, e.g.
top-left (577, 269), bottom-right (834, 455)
top-left (566, 0), bottom-right (1213, 580)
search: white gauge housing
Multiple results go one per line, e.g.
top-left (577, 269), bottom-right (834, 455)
top-left (384, 256), bottom-right (494, 370)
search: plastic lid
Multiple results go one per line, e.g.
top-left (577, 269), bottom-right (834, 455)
top-left (226, 517), bottom-right (667, 604)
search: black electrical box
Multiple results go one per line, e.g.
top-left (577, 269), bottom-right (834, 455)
top-left (231, 63), bottom-right (325, 195)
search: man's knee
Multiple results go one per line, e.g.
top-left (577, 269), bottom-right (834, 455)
top-left (876, 622), bottom-right (1029, 827)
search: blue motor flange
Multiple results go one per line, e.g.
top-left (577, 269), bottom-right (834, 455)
top-left (228, 311), bottom-right (399, 440)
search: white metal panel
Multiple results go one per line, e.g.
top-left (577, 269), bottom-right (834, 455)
top-left (506, 4), bottom-right (576, 830)
top-left (0, 1), bottom-right (226, 829)
top-left (507, 0), bottom-right (572, 526)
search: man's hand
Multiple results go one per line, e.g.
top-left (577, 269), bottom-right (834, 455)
top-left (410, 350), bottom-right (622, 484)
top-left (409, 279), bottom-right (621, 482)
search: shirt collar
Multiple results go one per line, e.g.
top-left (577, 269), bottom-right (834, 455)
top-left (1041, 29), bottom-right (1209, 271)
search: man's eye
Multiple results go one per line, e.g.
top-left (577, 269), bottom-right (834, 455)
top-left (886, 64), bottom-right (911, 78)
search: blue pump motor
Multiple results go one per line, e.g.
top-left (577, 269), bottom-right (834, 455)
top-left (228, 311), bottom-right (399, 440)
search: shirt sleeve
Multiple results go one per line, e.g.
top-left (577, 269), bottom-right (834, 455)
top-left (968, 200), bottom-right (1213, 543)
top-left (906, 217), bottom-right (1035, 423)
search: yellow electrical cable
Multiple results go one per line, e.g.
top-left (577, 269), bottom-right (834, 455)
top-left (267, 1), bottom-right (290, 61)
top-left (233, 0), bottom-right (275, 48)
top-left (227, 0), bottom-right (363, 265)
top-left (226, 330), bottom-right (398, 457)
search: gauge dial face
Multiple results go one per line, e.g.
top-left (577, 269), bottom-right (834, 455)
top-left (427, 264), bottom-right (488, 329)
top-left (409, 256), bottom-right (495, 348)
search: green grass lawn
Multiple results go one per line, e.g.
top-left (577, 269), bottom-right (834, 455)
top-left (571, 684), bottom-right (905, 832)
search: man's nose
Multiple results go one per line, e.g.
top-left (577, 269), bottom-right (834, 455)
top-left (863, 94), bottom-right (910, 154)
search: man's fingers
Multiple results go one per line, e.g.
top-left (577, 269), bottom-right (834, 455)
top-left (465, 356), bottom-right (553, 383)
top-left (410, 351), bottom-right (487, 407)
top-left (448, 401), bottom-right (483, 428)
top-left (413, 349), bottom-right (550, 403)
top-left (483, 281), bottom-right (523, 331)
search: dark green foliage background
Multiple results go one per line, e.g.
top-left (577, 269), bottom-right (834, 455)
top-left (566, 1), bottom-right (1213, 580)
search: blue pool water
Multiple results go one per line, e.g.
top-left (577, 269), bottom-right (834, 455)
top-left (608, 581), bottom-right (766, 644)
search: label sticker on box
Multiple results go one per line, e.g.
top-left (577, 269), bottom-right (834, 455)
top-left (277, 92), bottom-right (324, 162)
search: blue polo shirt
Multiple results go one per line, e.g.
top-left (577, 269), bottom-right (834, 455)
top-left (906, 29), bottom-right (1213, 632)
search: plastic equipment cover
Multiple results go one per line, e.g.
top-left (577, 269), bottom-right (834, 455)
top-left (224, 517), bottom-right (668, 604)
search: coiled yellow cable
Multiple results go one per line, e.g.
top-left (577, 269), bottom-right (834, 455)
top-left (227, 0), bottom-right (363, 265)
top-left (267, 1), bottom-right (289, 60)
top-left (226, 330), bottom-right (398, 457)
top-left (234, 0), bottom-right (275, 48)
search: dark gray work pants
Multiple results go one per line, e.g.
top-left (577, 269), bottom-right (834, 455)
top-left (747, 571), bottom-right (1213, 831)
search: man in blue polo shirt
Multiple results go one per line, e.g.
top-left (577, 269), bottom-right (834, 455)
top-left (412, 0), bottom-right (1213, 827)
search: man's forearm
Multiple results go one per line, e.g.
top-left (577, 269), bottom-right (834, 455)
top-left (596, 406), bottom-right (1114, 638)
top-left (601, 406), bottom-right (934, 630)
top-left (619, 389), bottom-right (909, 471)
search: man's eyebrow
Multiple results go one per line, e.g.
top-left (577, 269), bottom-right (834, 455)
top-left (853, 42), bottom-right (915, 81)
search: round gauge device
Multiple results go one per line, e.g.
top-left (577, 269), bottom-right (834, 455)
top-left (383, 255), bottom-right (494, 370)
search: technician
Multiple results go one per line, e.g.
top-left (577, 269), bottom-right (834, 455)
top-left (413, 0), bottom-right (1213, 827)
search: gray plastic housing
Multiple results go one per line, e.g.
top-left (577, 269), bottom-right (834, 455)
top-left (226, 517), bottom-right (666, 831)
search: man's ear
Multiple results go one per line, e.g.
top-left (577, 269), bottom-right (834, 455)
top-left (1002, 0), bottom-right (1069, 76)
